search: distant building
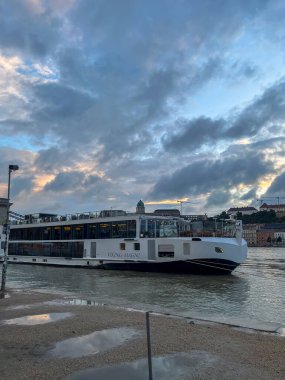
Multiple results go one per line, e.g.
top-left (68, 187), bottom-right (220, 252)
top-left (99, 210), bottom-right (127, 217)
top-left (243, 228), bottom-right (257, 246)
top-left (259, 203), bottom-right (285, 217)
top-left (227, 207), bottom-right (257, 217)
top-left (153, 208), bottom-right (180, 217)
top-left (256, 229), bottom-right (275, 246)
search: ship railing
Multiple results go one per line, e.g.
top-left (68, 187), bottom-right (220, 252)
top-left (10, 211), bottom-right (137, 225)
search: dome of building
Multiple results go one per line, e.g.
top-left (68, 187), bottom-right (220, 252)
top-left (137, 200), bottom-right (144, 207)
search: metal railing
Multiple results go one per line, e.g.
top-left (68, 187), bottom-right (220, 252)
top-left (10, 211), bottom-right (137, 225)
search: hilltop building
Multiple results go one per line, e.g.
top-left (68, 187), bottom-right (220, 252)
top-left (227, 206), bottom-right (257, 217)
top-left (259, 203), bottom-right (285, 217)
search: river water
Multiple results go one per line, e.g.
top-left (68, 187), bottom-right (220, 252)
top-left (3, 247), bottom-right (285, 327)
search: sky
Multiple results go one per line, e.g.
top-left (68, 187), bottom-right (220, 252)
top-left (1, 0), bottom-right (285, 216)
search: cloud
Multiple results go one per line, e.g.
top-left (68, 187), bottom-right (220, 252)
top-left (0, 1), bottom-right (61, 57)
top-left (240, 188), bottom-right (257, 201)
top-left (162, 78), bottom-right (285, 153)
top-left (10, 176), bottom-right (34, 198)
top-left (163, 117), bottom-right (225, 152)
top-left (150, 152), bottom-right (274, 200)
top-left (206, 191), bottom-right (231, 207)
top-left (1, 0), bottom-right (285, 215)
top-left (265, 171), bottom-right (285, 195)
top-left (226, 80), bottom-right (285, 139)
top-left (44, 171), bottom-right (85, 192)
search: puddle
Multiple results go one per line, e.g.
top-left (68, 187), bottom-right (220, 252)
top-left (1, 312), bottom-right (73, 326)
top-left (0, 292), bottom-right (10, 299)
top-left (66, 351), bottom-right (217, 379)
top-left (276, 327), bottom-right (285, 336)
top-left (46, 327), bottom-right (140, 358)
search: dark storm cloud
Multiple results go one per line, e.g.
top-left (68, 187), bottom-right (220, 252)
top-left (206, 191), bottom-right (231, 207)
top-left (249, 136), bottom-right (285, 151)
top-left (0, 119), bottom-right (32, 135)
top-left (33, 83), bottom-right (95, 122)
top-left (44, 171), bottom-right (85, 192)
top-left (150, 152), bottom-right (274, 199)
top-left (163, 117), bottom-right (225, 152)
top-left (0, 1), bottom-right (62, 57)
top-left (265, 172), bottom-right (285, 195)
top-left (10, 176), bottom-right (34, 198)
top-left (240, 188), bottom-right (257, 201)
top-left (35, 147), bottom-right (78, 173)
top-left (163, 79), bottom-right (285, 153)
top-left (227, 80), bottom-right (285, 138)
top-left (1, 0), bottom-right (273, 158)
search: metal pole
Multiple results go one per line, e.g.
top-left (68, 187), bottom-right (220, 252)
top-left (1, 165), bottom-right (18, 294)
top-left (1, 168), bottom-right (11, 293)
top-left (146, 311), bottom-right (153, 380)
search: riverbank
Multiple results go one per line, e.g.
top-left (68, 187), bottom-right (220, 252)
top-left (0, 289), bottom-right (284, 380)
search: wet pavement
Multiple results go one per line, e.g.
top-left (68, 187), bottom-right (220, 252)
top-left (46, 327), bottom-right (141, 358)
top-left (66, 351), bottom-right (217, 379)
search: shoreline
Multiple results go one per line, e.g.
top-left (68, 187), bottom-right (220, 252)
top-left (0, 288), bottom-right (285, 379)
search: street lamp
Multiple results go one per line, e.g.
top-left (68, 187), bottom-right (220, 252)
top-left (1, 164), bottom-right (19, 294)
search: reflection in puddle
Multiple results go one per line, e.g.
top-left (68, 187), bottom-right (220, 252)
top-left (47, 327), bottom-right (140, 358)
top-left (67, 351), bottom-right (217, 379)
top-left (1, 312), bottom-right (73, 326)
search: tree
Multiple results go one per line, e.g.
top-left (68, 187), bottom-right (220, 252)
top-left (236, 211), bottom-right (243, 220)
top-left (215, 211), bottom-right (229, 221)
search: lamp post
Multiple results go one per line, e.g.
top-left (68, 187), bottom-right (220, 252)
top-left (1, 164), bottom-right (19, 294)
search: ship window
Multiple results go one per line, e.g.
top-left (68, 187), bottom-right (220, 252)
top-left (120, 243), bottom-right (126, 250)
top-left (117, 222), bottom-right (127, 238)
top-left (127, 220), bottom-right (136, 238)
top-left (87, 224), bottom-right (98, 239)
top-left (62, 225), bottom-right (72, 240)
top-left (9, 242), bottom-right (84, 258)
top-left (134, 242), bottom-right (140, 250)
top-left (52, 226), bottom-right (61, 240)
top-left (99, 222), bottom-right (111, 239)
top-left (43, 227), bottom-right (52, 240)
top-left (72, 225), bottom-right (84, 239)
top-left (215, 246), bottom-right (224, 253)
top-left (33, 227), bottom-right (42, 240)
top-left (158, 252), bottom-right (174, 258)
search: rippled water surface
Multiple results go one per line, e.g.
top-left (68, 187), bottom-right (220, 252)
top-left (3, 248), bottom-right (285, 325)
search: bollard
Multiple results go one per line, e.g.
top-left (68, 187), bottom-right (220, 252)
top-left (146, 311), bottom-right (153, 380)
